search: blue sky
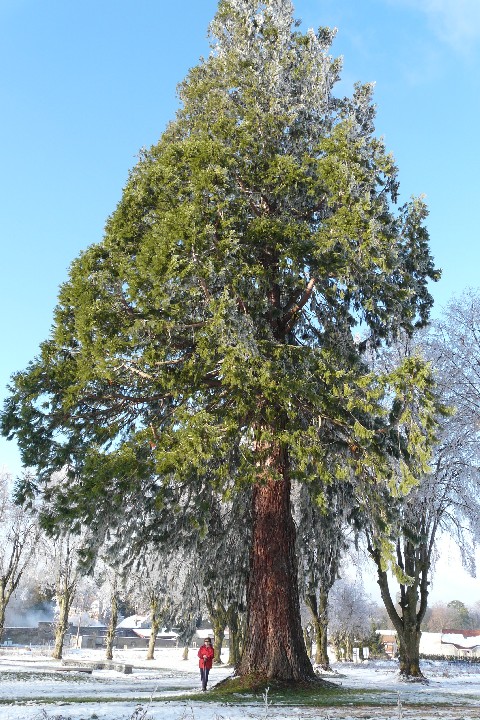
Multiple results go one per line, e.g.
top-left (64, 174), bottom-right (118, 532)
top-left (0, 0), bottom-right (479, 598)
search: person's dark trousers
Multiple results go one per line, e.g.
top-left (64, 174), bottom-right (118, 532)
top-left (200, 666), bottom-right (210, 690)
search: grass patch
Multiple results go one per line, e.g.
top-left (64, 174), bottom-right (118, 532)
top-left (208, 673), bottom-right (367, 702)
top-left (5, 682), bottom-right (480, 712)
top-left (175, 683), bottom-right (401, 707)
top-left (0, 671), bottom-right (96, 683)
top-left (0, 696), bottom-right (151, 706)
top-left (187, 682), bottom-right (476, 709)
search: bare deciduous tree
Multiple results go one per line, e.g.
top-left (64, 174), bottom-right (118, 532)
top-left (0, 471), bottom-right (39, 641)
top-left (365, 320), bottom-right (480, 678)
top-left (45, 532), bottom-right (83, 660)
top-left (328, 578), bottom-right (374, 662)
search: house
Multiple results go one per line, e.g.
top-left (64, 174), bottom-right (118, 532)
top-left (376, 629), bottom-right (397, 657)
top-left (113, 615), bottom-right (179, 649)
top-left (376, 629), bottom-right (480, 658)
top-left (440, 629), bottom-right (480, 657)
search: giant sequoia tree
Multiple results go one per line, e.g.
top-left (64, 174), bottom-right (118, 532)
top-left (2, 0), bottom-right (438, 683)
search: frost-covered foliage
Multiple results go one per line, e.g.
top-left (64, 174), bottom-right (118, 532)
top-left (42, 531), bottom-right (86, 660)
top-left (202, 488), bottom-right (251, 664)
top-left (89, 559), bottom-right (121, 625)
top-left (328, 577), bottom-right (375, 661)
top-left (377, 319), bottom-right (480, 578)
top-left (68, 574), bottom-right (102, 627)
top-left (295, 479), bottom-right (355, 667)
top-left (0, 470), bottom-right (39, 640)
top-left (425, 290), bottom-right (480, 562)
top-left (363, 322), bottom-right (480, 678)
top-left (207, 0), bottom-right (340, 124)
top-left (120, 488), bottom-right (251, 662)
top-left (128, 550), bottom-right (184, 623)
top-left (295, 479), bottom-right (355, 598)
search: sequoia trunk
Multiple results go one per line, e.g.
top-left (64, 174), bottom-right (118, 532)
top-left (237, 456), bottom-right (315, 682)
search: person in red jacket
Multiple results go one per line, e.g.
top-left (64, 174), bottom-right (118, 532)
top-left (197, 636), bottom-right (215, 691)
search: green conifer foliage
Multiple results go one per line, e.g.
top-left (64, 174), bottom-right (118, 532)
top-left (2, 0), bottom-right (439, 683)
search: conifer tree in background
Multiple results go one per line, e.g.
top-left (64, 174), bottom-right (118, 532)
top-left (2, 0), bottom-right (439, 683)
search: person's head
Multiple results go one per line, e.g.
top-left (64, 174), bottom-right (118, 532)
top-left (204, 637), bottom-right (212, 646)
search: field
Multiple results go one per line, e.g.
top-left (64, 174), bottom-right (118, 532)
top-left (1, 646), bottom-right (480, 720)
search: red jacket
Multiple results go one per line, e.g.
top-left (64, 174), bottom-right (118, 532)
top-left (198, 643), bottom-right (215, 669)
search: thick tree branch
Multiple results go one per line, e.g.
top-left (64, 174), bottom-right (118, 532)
top-left (282, 278), bottom-right (316, 332)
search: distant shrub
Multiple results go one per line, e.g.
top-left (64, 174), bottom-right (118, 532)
top-left (419, 653), bottom-right (480, 663)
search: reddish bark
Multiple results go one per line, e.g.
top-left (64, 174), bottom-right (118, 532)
top-left (237, 460), bottom-right (315, 682)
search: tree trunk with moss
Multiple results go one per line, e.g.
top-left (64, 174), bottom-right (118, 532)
top-left (207, 600), bottom-right (228, 665)
top-left (105, 591), bottom-right (119, 661)
top-left (52, 591), bottom-right (73, 660)
top-left (397, 625), bottom-right (422, 677)
top-left (317, 591), bottom-right (330, 668)
top-left (213, 625), bottom-right (225, 665)
top-left (0, 584), bottom-right (7, 644)
top-left (146, 595), bottom-right (161, 660)
top-left (305, 591), bottom-right (330, 670)
top-left (368, 535), bottom-right (428, 680)
top-left (227, 606), bottom-right (242, 666)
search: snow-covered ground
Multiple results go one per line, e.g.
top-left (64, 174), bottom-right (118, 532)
top-left (2, 646), bottom-right (480, 720)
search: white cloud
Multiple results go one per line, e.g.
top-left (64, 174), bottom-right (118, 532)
top-left (391, 0), bottom-right (480, 53)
